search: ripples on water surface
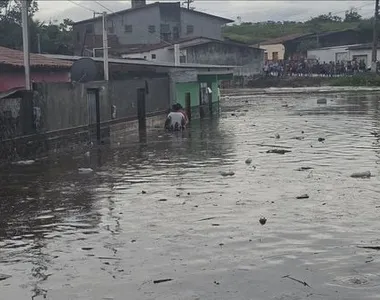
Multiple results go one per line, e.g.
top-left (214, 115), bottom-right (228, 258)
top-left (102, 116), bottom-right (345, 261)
top-left (1, 89), bottom-right (380, 299)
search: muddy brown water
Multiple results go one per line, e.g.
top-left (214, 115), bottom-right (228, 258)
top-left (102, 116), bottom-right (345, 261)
top-left (2, 89), bottom-right (380, 299)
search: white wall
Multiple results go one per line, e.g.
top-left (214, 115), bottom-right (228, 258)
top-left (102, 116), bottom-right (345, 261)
top-left (348, 49), bottom-right (380, 65)
top-left (122, 47), bottom-right (174, 62)
top-left (307, 45), bottom-right (352, 63)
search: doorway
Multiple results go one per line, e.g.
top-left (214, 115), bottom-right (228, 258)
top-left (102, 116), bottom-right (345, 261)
top-left (137, 88), bottom-right (146, 131)
top-left (87, 89), bottom-right (100, 144)
top-left (185, 92), bottom-right (191, 121)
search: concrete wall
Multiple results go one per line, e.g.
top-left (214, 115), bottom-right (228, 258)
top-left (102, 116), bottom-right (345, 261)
top-left (186, 42), bottom-right (263, 75)
top-left (180, 10), bottom-right (226, 40)
top-left (0, 70), bottom-right (70, 93)
top-left (259, 43), bottom-right (285, 61)
top-left (348, 49), bottom-right (380, 65)
top-left (175, 82), bottom-right (199, 108)
top-left (307, 45), bottom-right (357, 63)
top-left (73, 5), bottom-right (227, 55)
top-left (122, 47), bottom-right (173, 62)
top-left (73, 5), bottom-right (161, 54)
top-left (31, 77), bottom-right (170, 133)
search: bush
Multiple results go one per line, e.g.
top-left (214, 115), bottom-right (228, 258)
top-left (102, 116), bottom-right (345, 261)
top-left (329, 74), bottom-right (380, 86)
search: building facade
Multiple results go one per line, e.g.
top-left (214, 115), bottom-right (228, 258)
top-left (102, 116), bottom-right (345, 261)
top-left (73, 1), bottom-right (233, 56)
top-left (122, 37), bottom-right (264, 75)
top-left (0, 46), bottom-right (72, 93)
top-left (306, 43), bottom-right (379, 66)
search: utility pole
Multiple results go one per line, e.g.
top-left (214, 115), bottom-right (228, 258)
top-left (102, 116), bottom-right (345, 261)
top-left (372, 0), bottom-right (379, 73)
top-left (102, 11), bottom-right (109, 81)
top-left (37, 33), bottom-right (41, 53)
top-left (21, 0), bottom-right (31, 90)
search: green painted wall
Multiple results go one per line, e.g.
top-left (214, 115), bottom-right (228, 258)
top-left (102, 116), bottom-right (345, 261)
top-left (198, 75), bottom-right (220, 103)
top-left (175, 82), bottom-right (199, 108)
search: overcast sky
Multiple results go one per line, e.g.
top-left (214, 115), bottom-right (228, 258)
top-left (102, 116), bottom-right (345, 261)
top-left (35, 1), bottom-right (376, 23)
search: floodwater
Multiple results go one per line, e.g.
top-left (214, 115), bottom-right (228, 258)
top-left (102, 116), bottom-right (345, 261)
top-left (2, 89), bottom-right (380, 300)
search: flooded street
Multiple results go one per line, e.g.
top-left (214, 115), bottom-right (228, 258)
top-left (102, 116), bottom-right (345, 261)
top-left (2, 89), bottom-right (380, 299)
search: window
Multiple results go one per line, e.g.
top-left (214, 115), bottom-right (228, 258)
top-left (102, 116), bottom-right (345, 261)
top-left (272, 51), bottom-right (279, 61)
top-left (160, 24), bottom-right (170, 33)
top-left (85, 24), bottom-right (93, 34)
top-left (180, 55), bottom-right (186, 63)
top-left (148, 25), bottom-right (156, 33)
top-left (264, 52), bottom-right (268, 61)
top-left (160, 24), bottom-right (171, 41)
top-left (173, 26), bottom-right (179, 40)
top-left (108, 20), bottom-right (114, 34)
top-left (186, 25), bottom-right (194, 34)
top-left (125, 25), bottom-right (133, 33)
top-left (151, 54), bottom-right (156, 59)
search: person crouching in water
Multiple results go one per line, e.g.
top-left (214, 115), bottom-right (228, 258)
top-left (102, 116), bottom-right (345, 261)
top-left (176, 103), bottom-right (189, 126)
top-left (165, 104), bottom-right (186, 131)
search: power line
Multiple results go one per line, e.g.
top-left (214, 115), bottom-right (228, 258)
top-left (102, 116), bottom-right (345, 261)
top-left (67, 0), bottom-right (99, 14)
top-left (94, 1), bottom-right (114, 13)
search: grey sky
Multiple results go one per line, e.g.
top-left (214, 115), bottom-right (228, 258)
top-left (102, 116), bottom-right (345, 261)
top-left (35, 1), bottom-right (375, 23)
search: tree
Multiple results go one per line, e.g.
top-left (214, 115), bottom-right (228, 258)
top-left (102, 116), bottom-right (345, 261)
top-left (0, 0), bottom-right (38, 50)
top-left (307, 12), bottom-right (342, 24)
top-left (344, 8), bottom-right (362, 22)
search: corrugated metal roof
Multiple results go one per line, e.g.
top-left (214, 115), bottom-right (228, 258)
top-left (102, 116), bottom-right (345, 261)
top-left (0, 46), bottom-right (73, 69)
top-left (347, 43), bottom-right (374, 50)
top-left (40, 53), bottom-right (236, 69)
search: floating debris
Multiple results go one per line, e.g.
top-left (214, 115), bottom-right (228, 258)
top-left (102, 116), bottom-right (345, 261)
top-left (0, 274), bottom-right (11, 281)
top-left (12, 160), bottom-right (35, 166)
top-left (153, 278), bottom-right (173, 284)
top-left (220, 171), bottom-right (235, 177)
top-left (318, 137), bottom-right (325, 142)
top-left (259, 217), bottom-right (267, 225)
top-left (296, 167), bottom-right (313, 171)
top-left (282, 275), bottom-right (311, 288)
top-left (317, 98), bottom-right (327, 104)
top-left (81, 247), bottom-right (93, 251)
top-left (266, 149), bottom-right (291, 154)
top-left (142, 190), bottom-right (147, 194)
top-left (245, 158), bottom-right (252, 164)
top-left (292, 136), bottom-right (304, 140)
top-left (297, 194), bottom-right (309, 199)
top-left (351, 171), bottom-right (371, 178)
top-left (78, 168), bottom-right (93, 174)
top-left (275, 133), bottom-right (280, 139)
top-left (358, 246), bottom-right (380, 251)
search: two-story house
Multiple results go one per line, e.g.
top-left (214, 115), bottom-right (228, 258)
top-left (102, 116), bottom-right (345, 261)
top-left (73, 0), bottom-right (233, 56)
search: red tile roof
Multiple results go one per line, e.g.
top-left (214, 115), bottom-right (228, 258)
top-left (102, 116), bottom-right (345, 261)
top-left (0, 46), bottom-right (73, 69)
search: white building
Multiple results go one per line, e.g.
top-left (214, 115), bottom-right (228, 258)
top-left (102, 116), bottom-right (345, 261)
top-left (307, 43), bottom-right (380, 65)
top-left (307, 44), bottom-right (360, 63)
top-left (346, 43), bottom-right (380, 65)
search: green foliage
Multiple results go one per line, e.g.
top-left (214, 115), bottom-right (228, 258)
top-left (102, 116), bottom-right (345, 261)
top-left (0, 0), bottom-right (73, 54)
top-left (330, 74), bottom-right (380, 86)
top-left (223, 10), bottom-right (366, 44)
top-left (344, 8), bottom-right (362, 23)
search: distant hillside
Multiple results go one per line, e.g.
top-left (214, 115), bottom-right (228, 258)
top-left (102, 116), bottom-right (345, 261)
top-left (222, 10), bottom-right (373, 45)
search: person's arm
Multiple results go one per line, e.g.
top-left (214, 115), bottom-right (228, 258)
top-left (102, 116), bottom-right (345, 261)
top-left (165, 116), bottom-right (171, 129)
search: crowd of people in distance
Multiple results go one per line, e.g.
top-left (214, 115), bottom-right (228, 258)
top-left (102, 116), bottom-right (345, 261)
top-left (263, 58), bottom-right (371, 77)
